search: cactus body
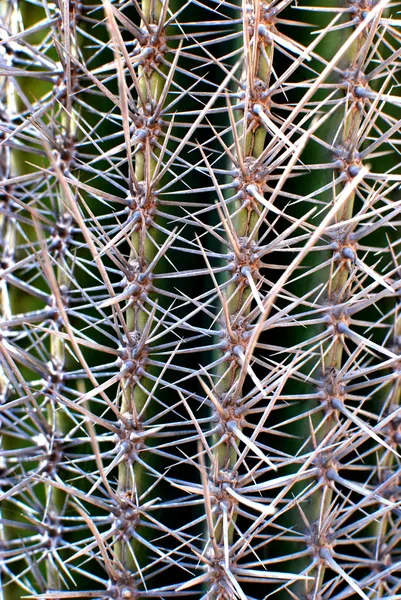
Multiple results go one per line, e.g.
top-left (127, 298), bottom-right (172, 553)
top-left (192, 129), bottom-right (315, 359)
top-left (1, 0), bottom-right (401, 599)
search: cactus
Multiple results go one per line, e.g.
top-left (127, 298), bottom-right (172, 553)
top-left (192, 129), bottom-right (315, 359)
top-left (1, 0), bottom-right (401, 599)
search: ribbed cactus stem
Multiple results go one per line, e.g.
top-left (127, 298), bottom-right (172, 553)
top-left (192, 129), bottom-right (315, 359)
top-left (210, 0), bottom-right (274, 572)
top-left (108, 0), bottom-right (168, 572)
top-left (217, 0), bottom-right (273, 412)
top-left (44, 1), bottom-right (81, 590)
top-left (304, 7), bottom-right (375, 596)
top-left (124, 0), bottom-right (164, 402)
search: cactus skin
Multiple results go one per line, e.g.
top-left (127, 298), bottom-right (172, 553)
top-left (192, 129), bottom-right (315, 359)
top-left (0, 0), bottom-right (401, 599)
